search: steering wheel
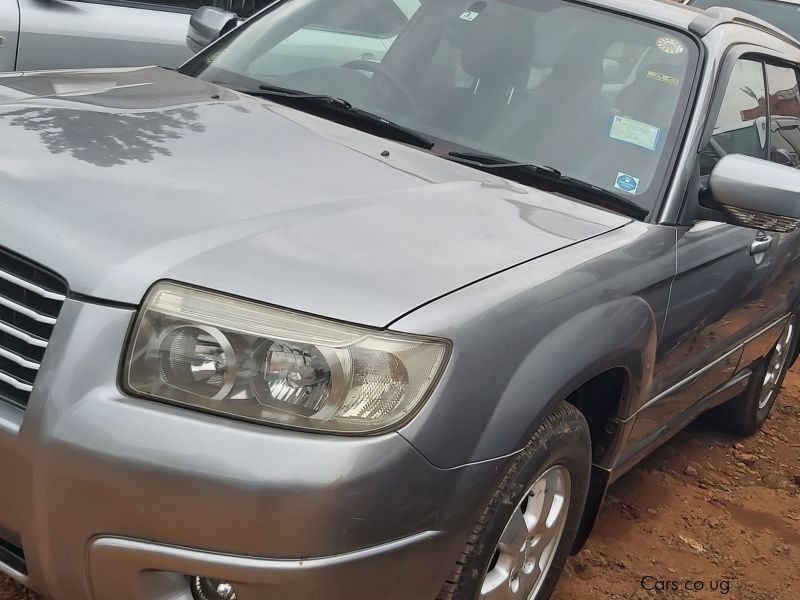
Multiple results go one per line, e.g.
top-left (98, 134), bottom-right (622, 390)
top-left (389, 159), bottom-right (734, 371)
top-left (342, 59), bottom-right (417, 109)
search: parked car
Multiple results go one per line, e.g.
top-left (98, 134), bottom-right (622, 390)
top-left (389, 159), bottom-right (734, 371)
top-left (0, 0), bottom-right (420, 72)
top-left (3, 1), bottom-right (800, 600)
top-left (687, 0), bottom-right (800, 41)
top-left (187, 0), bottom-right (422, 72)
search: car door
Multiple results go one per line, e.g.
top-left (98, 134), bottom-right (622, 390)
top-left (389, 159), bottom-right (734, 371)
top-left (16, 0), bottom-right (198, 71)
top-left (627, 56), bottom-right (798, 447)
top-left (0, 2), bottom-right (19, 72)
top-left (737, 61), bottom-right (800, 364)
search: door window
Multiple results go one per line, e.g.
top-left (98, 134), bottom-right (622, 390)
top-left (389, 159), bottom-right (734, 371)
top-left (766, 63), bottom-right (800, 168)
top-left (700, 58), bottom-right (767, 176)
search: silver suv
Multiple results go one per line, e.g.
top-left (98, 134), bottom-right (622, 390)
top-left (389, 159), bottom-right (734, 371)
top-left (2, 2), bottom-right (800, 600)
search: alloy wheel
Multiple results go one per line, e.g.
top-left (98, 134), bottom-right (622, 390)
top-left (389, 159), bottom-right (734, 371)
top-left (758, 318), bottom-right (795, 410)
top-left (479, 465), bottom-right (571, 600)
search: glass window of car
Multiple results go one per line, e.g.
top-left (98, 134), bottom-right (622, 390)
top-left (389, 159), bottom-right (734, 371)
top-left (308, 0), bottom-right (409, 36)
top-left (236, 0), bottom-right (410, 31)
top-left (182, 0), bottom-right (699, 214)
top-left (603, 42), bottom-right (650, 86)
top-left (766, 63), bottom-right (800, 168)
top-left (700, 59), bottom-right (767, 176)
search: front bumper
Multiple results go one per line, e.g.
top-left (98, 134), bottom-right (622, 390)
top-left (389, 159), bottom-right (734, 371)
top-left (0, 299), bottom-right (507, 600)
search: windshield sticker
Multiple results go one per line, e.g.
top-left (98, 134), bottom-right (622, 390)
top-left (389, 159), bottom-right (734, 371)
top-left (656, 36), bottom-right (685, 55)
top-left (608, 115), bottom-right (663, 152)
top-left (459, 10), bottom-right (480, 21)
top-left (615, 173), bottom-right (640, 194)
top-left (647, 71), bottom-right (679, 86)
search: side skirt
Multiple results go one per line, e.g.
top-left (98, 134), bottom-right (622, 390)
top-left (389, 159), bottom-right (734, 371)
top-left (571, 368), bottom-right (753, 554)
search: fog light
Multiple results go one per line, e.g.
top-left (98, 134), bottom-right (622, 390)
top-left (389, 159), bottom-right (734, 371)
top-left (191, 576), bottom-right (237, 600)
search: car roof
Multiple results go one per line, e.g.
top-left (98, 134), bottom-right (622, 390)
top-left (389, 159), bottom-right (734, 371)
top-left (580, 0), bottom-right (706, 30)
top-left (585, 0), bottom-right (800, 49)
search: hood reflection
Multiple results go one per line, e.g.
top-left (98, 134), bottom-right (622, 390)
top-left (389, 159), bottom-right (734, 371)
top-left (0, 107), bottom-right (205, 168)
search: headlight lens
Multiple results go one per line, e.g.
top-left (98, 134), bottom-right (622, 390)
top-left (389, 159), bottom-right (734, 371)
top-left (124, 283), bottom-right (449, 433)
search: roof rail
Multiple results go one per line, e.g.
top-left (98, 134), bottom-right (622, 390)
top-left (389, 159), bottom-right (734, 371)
top-left (689, 6), bottom-right (800, 49)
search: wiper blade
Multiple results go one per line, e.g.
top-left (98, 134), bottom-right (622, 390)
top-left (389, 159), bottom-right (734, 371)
top-left (227, 83), bottom-right (434, 150)
top-left (445, 151), bottom-right (647, 220)
top-left (447, 151), bottom-right (563, 176)
top-left (223, 83), bottom-right (353, 108)
top-left (257, 83), bottom-right (353, 109)
top-left (342, 106), bottom-right (435, 150)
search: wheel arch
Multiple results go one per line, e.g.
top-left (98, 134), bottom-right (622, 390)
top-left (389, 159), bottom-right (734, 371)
top-left (399, 294), bottom-right (661, 469)
top-left (561, 368), bottom-right (630, 554)
top-left (490, 300), bottom-right (657, 553)
top-left (502, 296), bottom-right (658, 458)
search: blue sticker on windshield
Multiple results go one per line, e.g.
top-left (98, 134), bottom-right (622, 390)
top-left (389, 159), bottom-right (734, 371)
top-left (615, 172), bottom-right (639, 194)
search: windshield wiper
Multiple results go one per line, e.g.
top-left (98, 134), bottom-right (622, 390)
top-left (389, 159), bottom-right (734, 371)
top-left (257, 83), bottom-right (354, 109)
top-left (446, 151), bottom-right (648, 220)
top-left (226, 83), bottom-right (434, 150)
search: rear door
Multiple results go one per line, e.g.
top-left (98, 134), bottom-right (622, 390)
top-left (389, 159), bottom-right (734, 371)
top-left (16, 0), bottom-right (196, 71)
top-left (0, 1), bottom-right (19, 72)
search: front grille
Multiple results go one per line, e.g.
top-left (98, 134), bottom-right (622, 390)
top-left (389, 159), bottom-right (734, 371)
top-left (0, 247), bottom-right (67, 409)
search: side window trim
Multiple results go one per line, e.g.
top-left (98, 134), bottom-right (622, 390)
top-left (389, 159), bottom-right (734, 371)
top-left (699, 50), bottom-right (768, 155)
top-left (698, 44), bottom-right (800, 153)
top-left (761, 57), bottom-right (772, 161)
top-left (681, 47), bottom-right (800, 226)
top-left (764, 59), bottom-right (800, 167)
top-left (697, 54), bottom-right (768, 181)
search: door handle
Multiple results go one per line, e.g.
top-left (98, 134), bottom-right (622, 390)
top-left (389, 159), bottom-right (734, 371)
top-left (749, 234), bottom-right (774, 255)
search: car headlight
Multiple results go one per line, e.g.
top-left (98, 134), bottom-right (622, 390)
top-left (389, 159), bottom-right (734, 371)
top-left (124, 283), bottom-right (450, 434)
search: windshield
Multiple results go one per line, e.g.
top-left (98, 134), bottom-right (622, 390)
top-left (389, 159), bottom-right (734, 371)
top-left (181, 0), bottom-right (698, 214)
top-left (690, 0), bottom-right (800, 40)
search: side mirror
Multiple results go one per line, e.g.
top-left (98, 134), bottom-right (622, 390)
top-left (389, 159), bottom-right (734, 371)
top-left (186, 6), bottom-right (238, 53)
top-left (708, 154), bottom-right (800, 233)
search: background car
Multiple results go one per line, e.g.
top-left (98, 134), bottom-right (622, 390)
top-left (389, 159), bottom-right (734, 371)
top-left (190, 0), bottom-right (422, 76)
top-left (0, 0), bottom-right (420, 73)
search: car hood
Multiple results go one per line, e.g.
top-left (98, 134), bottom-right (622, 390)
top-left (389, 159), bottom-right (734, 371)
top-left (0, 67), bottom-right (630, 327)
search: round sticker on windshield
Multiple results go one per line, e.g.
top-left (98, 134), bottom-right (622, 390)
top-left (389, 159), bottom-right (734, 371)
top-left (656, 37), bottom-right (685, 55)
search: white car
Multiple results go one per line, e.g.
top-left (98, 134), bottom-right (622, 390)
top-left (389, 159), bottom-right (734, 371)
top-left (0, 0), bottom-right (420, 72)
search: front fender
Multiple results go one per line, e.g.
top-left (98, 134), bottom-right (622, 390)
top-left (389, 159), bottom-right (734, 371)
top-left (502, 296), bottom-right (657, 436)
top-left (394, 223), bottom-right (676, 469)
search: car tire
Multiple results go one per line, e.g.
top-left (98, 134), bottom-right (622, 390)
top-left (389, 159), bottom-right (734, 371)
top-left (437, 402), bottom-right (592, 600)
top-left (716, 315), bottom-right (797, 436)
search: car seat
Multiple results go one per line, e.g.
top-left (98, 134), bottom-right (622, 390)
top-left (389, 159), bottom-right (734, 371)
top-left (444, 5), bottom-right (536, 140)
